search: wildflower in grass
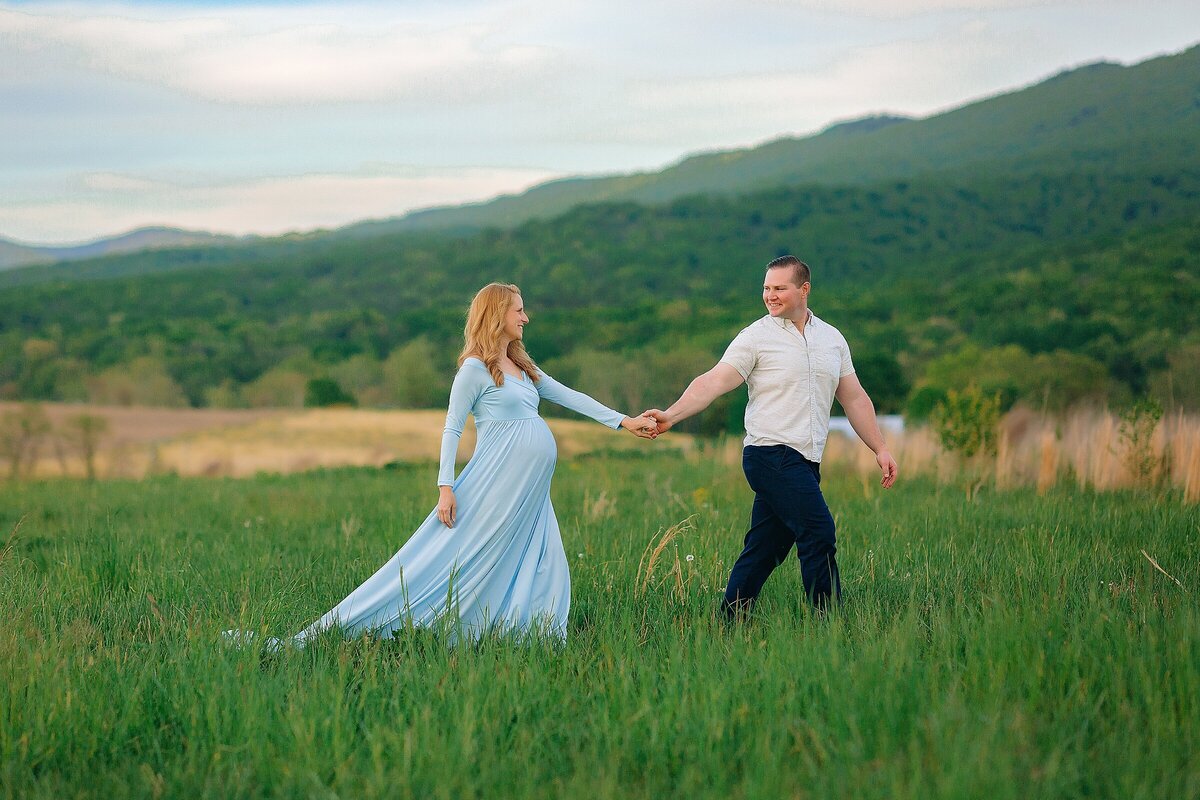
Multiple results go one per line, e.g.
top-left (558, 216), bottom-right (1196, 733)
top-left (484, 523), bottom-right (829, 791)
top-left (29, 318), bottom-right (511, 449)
top-left (686, 554), bottom-right (694, 562)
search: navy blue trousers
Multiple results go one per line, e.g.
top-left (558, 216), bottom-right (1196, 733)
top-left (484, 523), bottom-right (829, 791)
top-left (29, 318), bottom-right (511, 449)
top-left (722, 445), bottom-right (841, 616)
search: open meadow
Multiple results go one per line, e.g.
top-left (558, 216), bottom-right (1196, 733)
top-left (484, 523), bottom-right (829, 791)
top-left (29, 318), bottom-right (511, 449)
top-left (2, 446), bottom-right (1197, 799)
top-left (0, 402), bottom-right (675, 479)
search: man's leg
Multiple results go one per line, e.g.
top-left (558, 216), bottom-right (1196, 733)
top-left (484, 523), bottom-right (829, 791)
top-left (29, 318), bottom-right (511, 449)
top-left (722, 446), bottom-right (794, 619)
top-left (722, 493), bottom-right (793, 618)
top-left (734, 446), bottom-right (840, 611)
top-left (771, 449), bottom-right (840, 610)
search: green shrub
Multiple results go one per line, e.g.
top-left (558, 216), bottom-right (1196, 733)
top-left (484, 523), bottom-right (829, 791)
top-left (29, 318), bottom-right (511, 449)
top-left (1117, 396), bottom-right (1164, 486)
top-left (304, 378), bottom-right (357, 408)
top-left (930, 386), bottom-right (1001, 460)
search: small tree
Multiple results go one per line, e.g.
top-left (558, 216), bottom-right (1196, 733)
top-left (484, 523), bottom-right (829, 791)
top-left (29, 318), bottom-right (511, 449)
top-left (1117, 397), bottom-right (1163, 487)
top-left (931, 386), bottom-right (1002, 460)
top-left (242, 368), bottom-right (307, 408)
top-left (86, 357), bottom-right (188, 407)
top-left (931, 386), bottom-right (1001, 499)
top-left (380, 338), bottom-right (450, 408)
top-left (0, 403), bottom-right (52, 479)
top-left (65, 413), bottom-right (109, 481)
top-left (304, 378), bottom-right (357, 408)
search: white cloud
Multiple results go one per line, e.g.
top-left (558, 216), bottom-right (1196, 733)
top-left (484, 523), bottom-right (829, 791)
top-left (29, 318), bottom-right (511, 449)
top-left (609, 22), bottom-right (1049, 146)
top-left (0, 4), bottom-right (563, 105)
top-left (81, 172), bottom-right (164, 191)
top-left (0, 165), bottom-right (561, 242)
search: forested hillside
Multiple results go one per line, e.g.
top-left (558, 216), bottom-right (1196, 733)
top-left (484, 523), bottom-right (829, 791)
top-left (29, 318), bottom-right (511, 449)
top-left (347, 44), bottom-right (1200, 234)
top-left (2, 168), bottom-right (1197, 429)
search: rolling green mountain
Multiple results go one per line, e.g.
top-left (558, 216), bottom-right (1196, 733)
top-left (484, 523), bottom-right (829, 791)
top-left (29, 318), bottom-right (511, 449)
top-left (342, 45), bottom-right (1200, 234)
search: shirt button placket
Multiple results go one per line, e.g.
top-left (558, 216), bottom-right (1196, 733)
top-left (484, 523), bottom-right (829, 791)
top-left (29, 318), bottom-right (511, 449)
top-left (803, 328), bottom-right (815, 459)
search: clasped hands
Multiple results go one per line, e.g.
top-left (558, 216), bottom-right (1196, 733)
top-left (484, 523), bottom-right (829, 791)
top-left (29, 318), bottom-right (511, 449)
top-left (620, 409), bottom-right (672, 440)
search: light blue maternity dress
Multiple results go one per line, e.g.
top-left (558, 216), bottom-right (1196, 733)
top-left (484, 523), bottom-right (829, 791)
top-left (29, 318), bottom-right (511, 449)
top-left (230, 357), bottom-right (624, 648)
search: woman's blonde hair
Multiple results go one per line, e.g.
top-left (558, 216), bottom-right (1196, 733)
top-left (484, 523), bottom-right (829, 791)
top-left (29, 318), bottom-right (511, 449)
top-left (458, 283), bottom-right (541, 386)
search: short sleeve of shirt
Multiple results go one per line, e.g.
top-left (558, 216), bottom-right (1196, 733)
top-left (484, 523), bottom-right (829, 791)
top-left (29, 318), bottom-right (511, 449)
top-left (719, 327), bottom-right (758, 380)
top-left (838, 334), bottom-right (856, 378)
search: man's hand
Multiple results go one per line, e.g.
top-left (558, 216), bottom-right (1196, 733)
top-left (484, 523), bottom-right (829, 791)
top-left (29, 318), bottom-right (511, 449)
top-left (437, 486), bottom-right (457, 528)
top-left (621, 414), bottom-right (659, 439)
top-left (643, 409), bottom-right (672, 435)
top-left (877, 450), bottom-right (898, 489)
top-left (836, 373), bottom-right (897, 489)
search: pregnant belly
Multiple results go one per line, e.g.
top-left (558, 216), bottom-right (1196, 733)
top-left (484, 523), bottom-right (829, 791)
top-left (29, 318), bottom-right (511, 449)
top-left (478, 418), bottom-right (557, 470)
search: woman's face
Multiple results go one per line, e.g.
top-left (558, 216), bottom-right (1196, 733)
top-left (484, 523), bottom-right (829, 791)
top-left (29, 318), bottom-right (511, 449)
top-left (502, 294), bottom-right (529, 342)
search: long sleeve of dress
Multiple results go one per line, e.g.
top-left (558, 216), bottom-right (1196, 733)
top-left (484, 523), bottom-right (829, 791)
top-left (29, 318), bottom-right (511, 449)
top-left (535, 372), bottom-right (625, 429)
top-left (438, 364), bottom-right (488, 486)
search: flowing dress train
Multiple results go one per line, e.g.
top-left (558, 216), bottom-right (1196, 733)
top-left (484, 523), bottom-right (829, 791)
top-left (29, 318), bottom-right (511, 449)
top-left (225, 357), bottom-right (624, 648)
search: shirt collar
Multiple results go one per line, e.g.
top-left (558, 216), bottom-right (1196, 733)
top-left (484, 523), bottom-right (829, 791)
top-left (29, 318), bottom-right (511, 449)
top-left (771, 309), bottom-right (814, 331)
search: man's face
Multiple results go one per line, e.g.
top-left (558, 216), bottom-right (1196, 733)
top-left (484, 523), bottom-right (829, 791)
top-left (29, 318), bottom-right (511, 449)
top-left (763, 267), bottom-right (809, 319)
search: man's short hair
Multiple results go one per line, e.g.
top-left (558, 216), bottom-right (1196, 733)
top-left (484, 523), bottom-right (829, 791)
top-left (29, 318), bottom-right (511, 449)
top-left (765, 255), bottom-right (811, 287)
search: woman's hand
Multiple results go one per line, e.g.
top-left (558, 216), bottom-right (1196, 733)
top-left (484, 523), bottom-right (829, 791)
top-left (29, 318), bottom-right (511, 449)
top-left (621, 414), bottom-right (658, 439)
top-left (437, 486), bottom-right (457, 528)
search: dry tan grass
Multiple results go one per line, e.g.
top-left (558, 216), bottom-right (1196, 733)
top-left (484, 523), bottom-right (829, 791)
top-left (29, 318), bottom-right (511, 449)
top-left (821, 406), bottom-right (1200, 502)
top-left (0, 401), bottom-right (286, 442)
top-left (636, 515), bottom-right (697, 602)
top-left (10, 403), bottom-right (683, 479)
top-left (1169, 412), bottom-right (1200, 504)
top-left (12, 400), bottom-right (1197, 501)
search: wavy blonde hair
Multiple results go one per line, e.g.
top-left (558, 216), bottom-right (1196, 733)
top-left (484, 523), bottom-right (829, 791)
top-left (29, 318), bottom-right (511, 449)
top-left (458, 283), bottom-right (541, 386)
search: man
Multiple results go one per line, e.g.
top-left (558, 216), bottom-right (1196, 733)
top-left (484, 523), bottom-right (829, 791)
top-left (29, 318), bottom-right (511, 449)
top-left (646, 255), bottom-right (897, 617)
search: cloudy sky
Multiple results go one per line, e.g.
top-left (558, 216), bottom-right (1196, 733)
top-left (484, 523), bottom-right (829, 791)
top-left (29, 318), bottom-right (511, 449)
top-left (2, 0), bottom-right (1198, 244)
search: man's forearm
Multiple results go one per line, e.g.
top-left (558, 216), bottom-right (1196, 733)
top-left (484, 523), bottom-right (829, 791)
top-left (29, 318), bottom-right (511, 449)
top-left (665, 374), bottom-right (722, 425)
top-left (843, 395), bottom-right (889, 454)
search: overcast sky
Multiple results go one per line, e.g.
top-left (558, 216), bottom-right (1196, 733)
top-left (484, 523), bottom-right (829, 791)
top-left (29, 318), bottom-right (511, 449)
top-left (2, 0), bottom-right (1198, 244)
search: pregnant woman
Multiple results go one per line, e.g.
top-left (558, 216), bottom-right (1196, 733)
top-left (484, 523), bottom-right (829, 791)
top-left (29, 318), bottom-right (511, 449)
top-left (228, 282), bottom-right (655, 649)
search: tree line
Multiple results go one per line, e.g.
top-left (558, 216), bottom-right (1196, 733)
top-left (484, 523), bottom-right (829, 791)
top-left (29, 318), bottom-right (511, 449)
top-left (1, 169), bottom-right (1197, 431)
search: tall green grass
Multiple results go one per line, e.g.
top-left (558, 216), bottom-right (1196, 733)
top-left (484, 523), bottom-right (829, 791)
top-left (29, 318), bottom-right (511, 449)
top-left (2, 453), bottom-right (1197, 799)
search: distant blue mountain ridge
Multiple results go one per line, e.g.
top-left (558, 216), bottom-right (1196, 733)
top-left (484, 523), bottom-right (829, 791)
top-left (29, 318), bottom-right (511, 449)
top-left (0, 227), bottom-right (239, 270)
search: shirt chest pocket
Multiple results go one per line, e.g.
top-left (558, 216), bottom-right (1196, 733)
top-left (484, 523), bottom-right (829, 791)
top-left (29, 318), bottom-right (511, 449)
top-left (810, 350), bottom-right (842, 382)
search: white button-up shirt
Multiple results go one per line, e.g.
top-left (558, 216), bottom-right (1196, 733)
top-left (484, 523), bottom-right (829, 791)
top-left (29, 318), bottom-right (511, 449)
top-left (719, 311), bottom-right (856, 462)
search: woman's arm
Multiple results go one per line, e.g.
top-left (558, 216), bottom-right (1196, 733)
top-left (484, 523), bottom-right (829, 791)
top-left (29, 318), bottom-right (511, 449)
top-left (535, 372), bottom-right (629, 429)
top-left (436, 363), bottom-right (488, 527)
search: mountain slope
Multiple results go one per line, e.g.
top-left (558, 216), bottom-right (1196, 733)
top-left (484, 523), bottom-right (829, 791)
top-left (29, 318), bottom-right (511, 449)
top-left (347, 45), bottom-right (1200, 234)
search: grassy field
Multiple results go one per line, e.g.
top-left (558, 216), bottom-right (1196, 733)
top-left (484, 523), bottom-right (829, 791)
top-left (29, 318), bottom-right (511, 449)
top-left (1, 451), bottom-right (1197, 799)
